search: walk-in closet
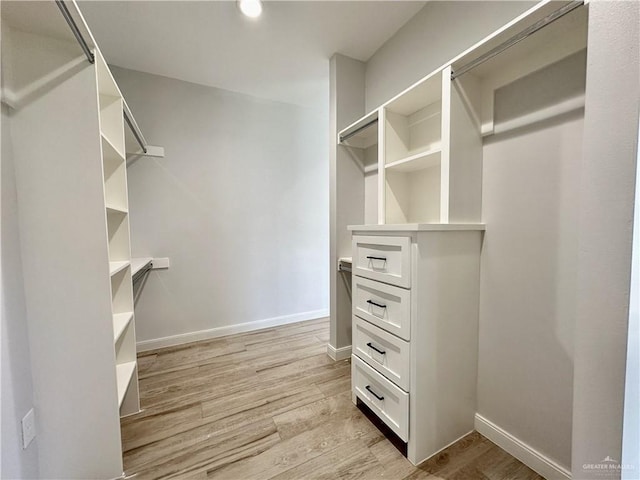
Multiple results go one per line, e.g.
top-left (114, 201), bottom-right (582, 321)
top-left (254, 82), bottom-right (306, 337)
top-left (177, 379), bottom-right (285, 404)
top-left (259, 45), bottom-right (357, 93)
top-left (2, 1), bottom-right (638, 479)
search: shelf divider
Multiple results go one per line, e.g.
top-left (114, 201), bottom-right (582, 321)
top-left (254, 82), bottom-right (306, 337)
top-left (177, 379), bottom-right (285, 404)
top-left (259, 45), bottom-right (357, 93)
top-left (385, 147), bottom-right (442, 173)
top-left (113, 312), bottom-right (134, 343)
top-left (116, 361), bottom-right (136, 407)
top-left (109, 260), bottom-right (130, 277)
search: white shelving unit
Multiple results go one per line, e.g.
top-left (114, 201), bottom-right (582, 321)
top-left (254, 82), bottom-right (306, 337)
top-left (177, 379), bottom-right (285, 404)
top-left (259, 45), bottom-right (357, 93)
top-left (1, 1), bottom-right (147, 477)
top-left (337, 1), bottom-right (587, 228)
top-left (333, 0), bottom-right (589, 469)
top-left (96, 50), bottom-right (140, 417)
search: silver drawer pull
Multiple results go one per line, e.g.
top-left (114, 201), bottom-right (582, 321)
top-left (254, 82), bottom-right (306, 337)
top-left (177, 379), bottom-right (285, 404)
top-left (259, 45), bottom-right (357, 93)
top-left (365, 385), bottom-right (384, 401)
top-left (366, 342), bottom-right (386, 355)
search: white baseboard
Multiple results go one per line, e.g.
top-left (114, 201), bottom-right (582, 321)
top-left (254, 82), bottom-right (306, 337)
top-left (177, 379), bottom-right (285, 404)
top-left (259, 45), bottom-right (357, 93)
top-left (137, 309), bottom-right (329, 352)
top-left (326, 344), bottom-right (351, 361)
top-left (475, 413), bottom-right (571, 480)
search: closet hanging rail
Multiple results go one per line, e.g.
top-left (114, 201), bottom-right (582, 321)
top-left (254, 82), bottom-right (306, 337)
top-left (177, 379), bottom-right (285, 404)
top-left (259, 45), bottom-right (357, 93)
top-left (55, 0), bottom-right (149, 155)
top-left (339, 118), bottom-right (378, 143)
top-left (450, 0), bottom-right (584, 80)
top-left (124, 104), bottom-right (148, 154)
top-left (55, 0), bottom-right (94, 64)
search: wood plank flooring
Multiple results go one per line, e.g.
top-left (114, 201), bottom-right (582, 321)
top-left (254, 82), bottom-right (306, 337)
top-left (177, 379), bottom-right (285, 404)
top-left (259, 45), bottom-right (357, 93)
top-left (122, 318), bottom-right (544, 480)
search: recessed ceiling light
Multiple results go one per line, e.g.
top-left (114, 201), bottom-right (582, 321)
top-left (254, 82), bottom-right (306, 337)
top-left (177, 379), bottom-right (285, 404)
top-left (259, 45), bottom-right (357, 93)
top-left (238, 0), bottom-right (262, 18)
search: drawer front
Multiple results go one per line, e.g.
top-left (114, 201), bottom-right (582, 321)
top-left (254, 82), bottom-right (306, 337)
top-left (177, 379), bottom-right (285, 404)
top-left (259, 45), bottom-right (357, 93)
top-left (352, 355), bottom-right (409, 441)
top-left (353, 316), bottom-right (410, 390)
top-left (352, 235), bottom-right (411, 288)
top-left (353, 276), bottom-right (411, 340)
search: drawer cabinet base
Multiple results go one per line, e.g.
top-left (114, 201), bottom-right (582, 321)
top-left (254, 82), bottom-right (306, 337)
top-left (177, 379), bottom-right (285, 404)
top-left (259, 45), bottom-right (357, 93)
top-left (351, 355), bottom-right (409, 441)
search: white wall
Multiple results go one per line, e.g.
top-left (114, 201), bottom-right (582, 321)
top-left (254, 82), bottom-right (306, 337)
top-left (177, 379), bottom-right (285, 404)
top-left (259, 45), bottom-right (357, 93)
top-left (364, 1), bottom-right (535, 112)
top-left (1, 103), bottom-right (39, 478)
top-left (572, 1), bottom-right (639, 477)
top-left (329, 54), bottom-right (367, 356)
top-left (110, 67), bottom-right (329, 346)
top-left (479, 109), bottom-right (582, 470)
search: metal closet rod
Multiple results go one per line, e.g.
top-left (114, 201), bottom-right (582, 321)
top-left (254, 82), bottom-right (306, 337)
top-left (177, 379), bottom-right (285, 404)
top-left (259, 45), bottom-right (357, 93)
top-left (55, 0), bottom-right (94, 64)
top-left (55, 0), bottom-right (148, 154)
top-left (340, 118), bottom-right (378, 143)
top-left (124, 111), bottom-right (148, 154)
top-left (451, 0), bottom-right (585, 80)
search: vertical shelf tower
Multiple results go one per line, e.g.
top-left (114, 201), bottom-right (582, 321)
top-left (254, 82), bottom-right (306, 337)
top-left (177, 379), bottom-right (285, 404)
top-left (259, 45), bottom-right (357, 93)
top-left (1, 1), bottom-right (147, 477)
top-left (97, 52), bottom-right (140, 416)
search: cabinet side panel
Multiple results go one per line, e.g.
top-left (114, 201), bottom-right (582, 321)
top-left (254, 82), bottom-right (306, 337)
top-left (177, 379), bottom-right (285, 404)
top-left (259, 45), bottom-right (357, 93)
top-left (330, 54), bottom-right (366, 350)
top-left (449, 76), bottom-right (482, 223)
top-left (9, 33), bottom-right (123, 478)
top-left (409, 231), bottom-right (481, 464)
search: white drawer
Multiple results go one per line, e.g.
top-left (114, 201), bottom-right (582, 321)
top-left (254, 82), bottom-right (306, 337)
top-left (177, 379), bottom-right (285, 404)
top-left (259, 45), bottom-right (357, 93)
top-left (353, 316), bottom-right (410, 391)
top-left (352, 235), bottom-right (411, 288)
top-left (352, 355), bottom-right (409, 441)
top-left (353, 276), bottom-right (411, 340)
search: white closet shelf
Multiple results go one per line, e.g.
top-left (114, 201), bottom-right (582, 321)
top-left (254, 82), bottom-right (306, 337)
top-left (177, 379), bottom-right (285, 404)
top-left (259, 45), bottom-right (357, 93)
top-left (385, 69), bottom-right (442, 116)
top-left (116, 361), bottom-right (136, 407)
top-left (131, 257), bottom-right (153, 277)
top-left (349, 223), bottom-right (486, 232)
top-left (338, 257), bottom-right (352, 273)
top-left (109, 261), bottom-right (130, 276)
top-left (106, 205), bottom-right (128, 215)
top-left (386, 147), bottom-right (441, 173)
top-left (113, 312), bottom-right (134, 343)
top-left (101, 133), bottom-right (125, 162)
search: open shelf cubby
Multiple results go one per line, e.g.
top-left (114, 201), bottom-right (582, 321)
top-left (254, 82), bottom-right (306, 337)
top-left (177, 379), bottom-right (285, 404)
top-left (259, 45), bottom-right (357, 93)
top-left (116, 361), bottom-right (136, 407)
top-left (113, 312), bottom-right (134, 343)
top-left (384, 70), bottom-right (442, 166)
top-left (99, 94), bottom-right (125, 158)
top-left (384, 69), bottom-right (444, 224)
top-left (102, 135), bottom-right (127, 211)
top-left (110, 265), bottom-right (133, 314)
top-left (385, 162), bottom-right (441, 224)
top-left (115, 315), bottom-right (136, 365)
top-left (107, 209), bottom-right (131, 262)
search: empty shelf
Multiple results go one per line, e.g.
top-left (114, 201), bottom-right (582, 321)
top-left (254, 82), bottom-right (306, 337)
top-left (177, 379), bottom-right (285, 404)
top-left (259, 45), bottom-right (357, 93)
top-left (385, 147), bottom-right (441, 173)
top-left (109, 261), bottom-right (130, 276)
top-left (113, 312), bottom-right (133, 343)
top-left (116, 361), bottom-right (136, 407)
top-left (106, 205), bottom-right (128, 215)
top-left (131, 257), bottom-right (153, 277)
top-left (101, 132), bottom-right (125, 163)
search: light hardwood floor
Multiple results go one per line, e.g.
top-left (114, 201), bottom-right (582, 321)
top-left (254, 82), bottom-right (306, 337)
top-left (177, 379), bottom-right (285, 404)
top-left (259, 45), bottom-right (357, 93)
top-left (122, 318), bottom-right (544, 480)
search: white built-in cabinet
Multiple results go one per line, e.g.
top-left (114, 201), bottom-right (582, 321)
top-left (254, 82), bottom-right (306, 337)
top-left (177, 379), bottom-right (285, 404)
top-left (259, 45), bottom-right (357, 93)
top-left (335, 0), bottom-right (588, 467)
top-left (1, 1), bottom-right (143, 477)
top-left (340, 65), bottom-right (482, 226)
